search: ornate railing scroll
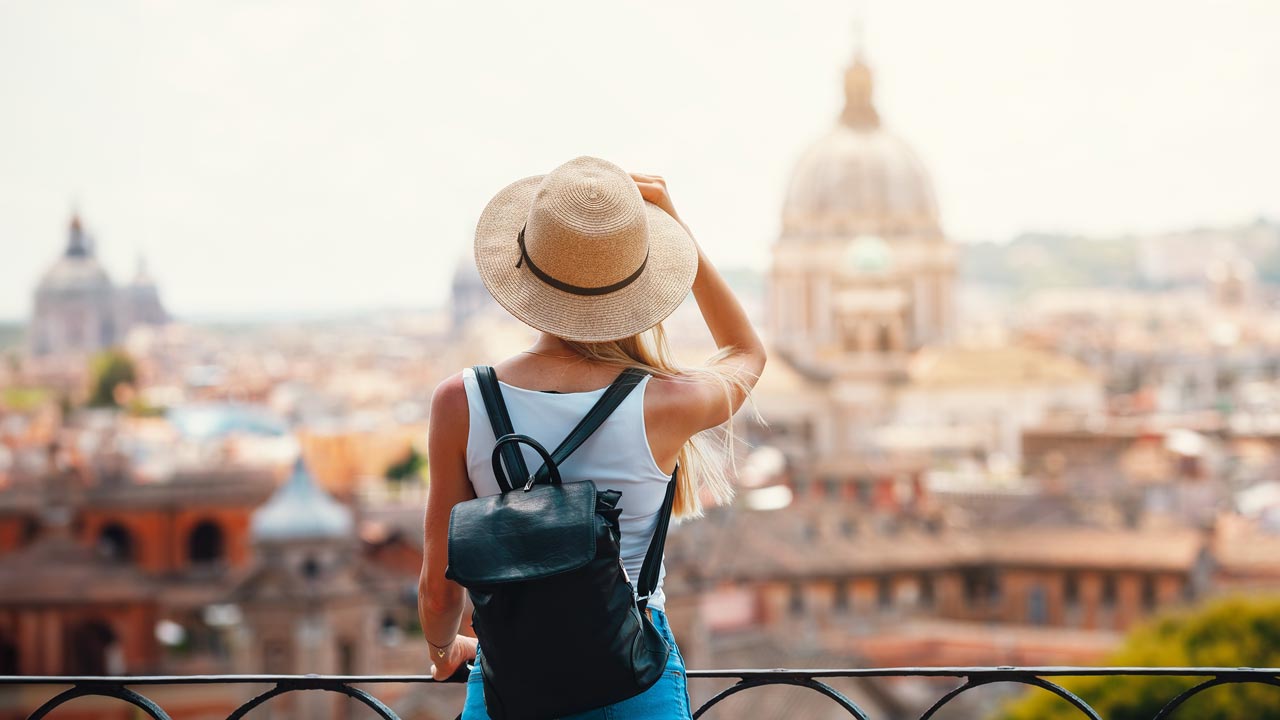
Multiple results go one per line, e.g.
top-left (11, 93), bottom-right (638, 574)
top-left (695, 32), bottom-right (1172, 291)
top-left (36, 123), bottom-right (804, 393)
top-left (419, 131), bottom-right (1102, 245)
top-left (1, 666), bottom-right (1278, 719)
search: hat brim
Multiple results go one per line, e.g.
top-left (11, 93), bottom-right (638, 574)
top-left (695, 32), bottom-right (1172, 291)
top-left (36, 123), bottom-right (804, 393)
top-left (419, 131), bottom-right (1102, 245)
top-left (474, 175), bottom-right (699, 343)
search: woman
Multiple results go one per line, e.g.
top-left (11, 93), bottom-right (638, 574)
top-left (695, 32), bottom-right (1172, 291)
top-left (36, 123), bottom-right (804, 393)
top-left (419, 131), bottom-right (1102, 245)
top-left (418, 156), bottom-right (766, 719)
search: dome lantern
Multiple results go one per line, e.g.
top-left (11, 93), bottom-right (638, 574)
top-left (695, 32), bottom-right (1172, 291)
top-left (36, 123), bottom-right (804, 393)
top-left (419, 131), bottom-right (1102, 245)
top-left (66, 214), bottom-right (89, 257)
top-left (841, 56), bottom-right (880, 131)
top-left (780, 43), bottom-right (941, 239)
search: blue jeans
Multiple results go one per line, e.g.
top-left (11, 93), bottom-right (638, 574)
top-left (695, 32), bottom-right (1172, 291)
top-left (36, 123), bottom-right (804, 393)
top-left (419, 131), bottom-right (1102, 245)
top-left (461, 608), bottom-right (692, 719)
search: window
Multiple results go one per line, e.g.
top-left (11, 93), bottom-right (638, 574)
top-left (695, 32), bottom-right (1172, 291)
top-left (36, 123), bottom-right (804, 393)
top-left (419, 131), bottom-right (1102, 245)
top-left (833, 580), bottom-right (850, 613)
top-left (877, 323), bottom-right (894, 353)
top-left (1027, 586), bottom-right (1048, 625)
top-left (20, 516), bottom-right (38, 545)
top-left (855, 480), bottom-right (873, 505)
top-left (1063, 572), bottom-right (1080, 607)
top-left (918, 573), bottom-right (935, 607)
top-left (97, 522), bottom-right (134, 562)
top-left (964, 568), bottom-right (1000, 607)
top-left (788, 583), bottom-right (805, 617)
top-left (1101, 574), bottom-right (1118, 609)
top-left (65, 621), bottom-right (118, 676)
top-left (877, 576), bottom-right (893, 610)
top-left (337, 639), bottom-right (356, 674)
top-left (1141, 575), bottom-right (1158, 611)
top-left (823, 477), bottom-right (840, 499)
top-left (964, 571), bottom-right (982, 605)
top-left (188, 520), bottom-right (225, 564)
top-left (0, 634), bottom-right (18, 675)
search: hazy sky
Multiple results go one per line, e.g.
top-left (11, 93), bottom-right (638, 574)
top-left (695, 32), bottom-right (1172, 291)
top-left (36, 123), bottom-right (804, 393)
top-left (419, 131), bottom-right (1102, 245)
top-left (1, 0), bottom-right (1277, 320)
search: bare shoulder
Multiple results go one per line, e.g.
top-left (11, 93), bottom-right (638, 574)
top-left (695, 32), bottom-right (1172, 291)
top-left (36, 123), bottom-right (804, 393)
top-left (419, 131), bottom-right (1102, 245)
top-left (645, 372), bottom-right (718, 409)
top-left (431, 371), bottom-right (468, 414)
top-left (644, 371), bottom-right (726, 435)
top-left (429, 371), bottom-right (470, 446)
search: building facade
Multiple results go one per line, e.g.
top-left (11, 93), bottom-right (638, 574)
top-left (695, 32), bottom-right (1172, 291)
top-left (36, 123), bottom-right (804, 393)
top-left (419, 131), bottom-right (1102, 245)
top-left (29, 214), bottom-right (169, 359)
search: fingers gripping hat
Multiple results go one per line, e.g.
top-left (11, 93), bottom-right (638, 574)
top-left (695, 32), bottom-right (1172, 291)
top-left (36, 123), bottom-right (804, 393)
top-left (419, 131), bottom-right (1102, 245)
top-left (474, 156), bottom-right (698, 343)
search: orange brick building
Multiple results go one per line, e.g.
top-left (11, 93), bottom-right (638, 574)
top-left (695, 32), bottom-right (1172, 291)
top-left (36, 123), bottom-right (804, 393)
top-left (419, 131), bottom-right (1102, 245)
top-left (0, 466), bottom-right (273, 676)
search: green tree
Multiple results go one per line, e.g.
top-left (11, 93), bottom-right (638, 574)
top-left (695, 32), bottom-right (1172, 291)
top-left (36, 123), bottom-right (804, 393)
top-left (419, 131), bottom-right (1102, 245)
top-left (997, 596), bottom-right (1280, 720)
top-left (87, 349), bottom-right (137, 408)
top-left (385, 446), bottom-right (426, 485)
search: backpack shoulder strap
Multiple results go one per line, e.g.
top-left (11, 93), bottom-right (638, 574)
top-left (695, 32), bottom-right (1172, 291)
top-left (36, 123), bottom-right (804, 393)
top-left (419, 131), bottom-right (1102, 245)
top-left (530, 367), bottom-right (649, 483)
top-left (472, 365), bottom-right (526, 493)
top-left (637, 467), bottom-right (678, 613)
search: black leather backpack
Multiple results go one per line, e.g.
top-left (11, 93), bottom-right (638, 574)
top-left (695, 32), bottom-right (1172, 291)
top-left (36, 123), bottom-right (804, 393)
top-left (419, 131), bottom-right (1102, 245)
top-left (445, 366), bottom-right (677, 720)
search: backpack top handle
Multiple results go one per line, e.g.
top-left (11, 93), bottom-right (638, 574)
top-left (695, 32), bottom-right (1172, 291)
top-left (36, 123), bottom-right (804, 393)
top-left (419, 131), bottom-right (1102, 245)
top-left (491, 433), bottom-right (563, 491)
top-left (472, 365), bottom-right (651, 494)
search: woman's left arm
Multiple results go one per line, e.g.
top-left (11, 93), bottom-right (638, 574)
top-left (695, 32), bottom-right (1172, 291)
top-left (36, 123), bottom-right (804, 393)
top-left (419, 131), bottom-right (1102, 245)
top-left (417, 372), bottom-right (478, 679)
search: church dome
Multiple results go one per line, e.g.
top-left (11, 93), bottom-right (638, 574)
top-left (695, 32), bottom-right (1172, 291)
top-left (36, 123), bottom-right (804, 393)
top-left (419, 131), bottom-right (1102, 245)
top-left (36, 216), bottom-right (114, 295)
top-left (251, 457), bottom-right (353, 542)
top-left (782, 57), bottom-right (939, 238)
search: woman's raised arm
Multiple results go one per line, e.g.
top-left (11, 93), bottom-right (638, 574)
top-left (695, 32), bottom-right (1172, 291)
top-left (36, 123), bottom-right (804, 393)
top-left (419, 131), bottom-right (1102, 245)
top-left (631, 173), bottom-right (767, 433)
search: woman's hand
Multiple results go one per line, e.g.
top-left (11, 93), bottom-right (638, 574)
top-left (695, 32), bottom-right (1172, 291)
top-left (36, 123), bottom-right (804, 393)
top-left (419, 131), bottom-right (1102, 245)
top-left (630, 173), bottom-right (687, 232)
top-left (429, 634), bottom-right (478, 681)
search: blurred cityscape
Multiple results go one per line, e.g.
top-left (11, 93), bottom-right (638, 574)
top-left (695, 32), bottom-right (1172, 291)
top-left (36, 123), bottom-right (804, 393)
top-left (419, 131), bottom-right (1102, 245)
top-left (4, 38), bottom-right (1280, 720)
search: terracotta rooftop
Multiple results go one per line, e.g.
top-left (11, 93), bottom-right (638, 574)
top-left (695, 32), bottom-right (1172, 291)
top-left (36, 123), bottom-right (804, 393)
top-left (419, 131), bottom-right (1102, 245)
top-left (683, 502), bottom-right (1206, 583)
top-left (907, 345), bottom-right (1097, 389)
top-left (0, 530), bottom-right (155, 604)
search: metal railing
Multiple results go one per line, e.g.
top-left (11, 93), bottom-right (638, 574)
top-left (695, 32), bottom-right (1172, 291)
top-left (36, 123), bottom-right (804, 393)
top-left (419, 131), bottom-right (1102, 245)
top-left (2, 666), bottom-right (1279, 719)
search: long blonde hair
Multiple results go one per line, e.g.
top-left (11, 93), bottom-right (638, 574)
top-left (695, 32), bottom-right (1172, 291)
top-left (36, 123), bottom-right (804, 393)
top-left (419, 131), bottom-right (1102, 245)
top-left (564, 323), bottom-right (757, 520)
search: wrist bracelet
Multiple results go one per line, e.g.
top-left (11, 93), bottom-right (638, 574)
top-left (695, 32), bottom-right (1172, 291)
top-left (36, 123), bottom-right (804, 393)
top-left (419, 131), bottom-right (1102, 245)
top-left (427, 635), bottom-right (455, 659)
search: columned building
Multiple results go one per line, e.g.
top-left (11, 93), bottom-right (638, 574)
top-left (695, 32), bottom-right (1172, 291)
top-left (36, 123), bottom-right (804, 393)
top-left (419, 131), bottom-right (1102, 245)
top-left (762, 48), bottom-right (957, 493)
top-left (771, 52), bottom-right (955, 368)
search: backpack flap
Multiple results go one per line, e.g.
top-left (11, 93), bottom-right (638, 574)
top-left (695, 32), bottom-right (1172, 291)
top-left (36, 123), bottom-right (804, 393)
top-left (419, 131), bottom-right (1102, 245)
top-left (446, 480), bottom-right (599, 586)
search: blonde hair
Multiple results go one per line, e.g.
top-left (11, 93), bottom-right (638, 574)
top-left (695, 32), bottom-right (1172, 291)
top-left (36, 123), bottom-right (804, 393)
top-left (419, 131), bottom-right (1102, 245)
top-left (564, 323), bottom-right (757, 519)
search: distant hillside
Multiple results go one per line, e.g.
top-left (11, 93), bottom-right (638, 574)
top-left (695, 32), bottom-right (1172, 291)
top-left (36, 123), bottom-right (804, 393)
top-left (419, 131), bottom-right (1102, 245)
top-left (961, 233), bottom-right (1140, 292)
top-left (961, 218), bottom-right (1280, 292)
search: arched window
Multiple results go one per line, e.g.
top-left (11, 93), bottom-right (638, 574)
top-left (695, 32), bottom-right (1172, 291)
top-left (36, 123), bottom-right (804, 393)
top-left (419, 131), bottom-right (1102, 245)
top-left (188, 520), bottom-right (225, 565)
top-left (97, 522), bottom-right (134, 562)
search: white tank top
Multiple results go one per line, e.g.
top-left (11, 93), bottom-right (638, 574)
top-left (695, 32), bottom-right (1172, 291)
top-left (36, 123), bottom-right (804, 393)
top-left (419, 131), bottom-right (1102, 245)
top-left (460, 367), bottom-right (672, 610)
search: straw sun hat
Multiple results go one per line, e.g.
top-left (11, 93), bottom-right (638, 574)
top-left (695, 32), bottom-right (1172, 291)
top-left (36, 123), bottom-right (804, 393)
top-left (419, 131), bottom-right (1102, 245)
top-left (474, 156), bottom-right (699, 343)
